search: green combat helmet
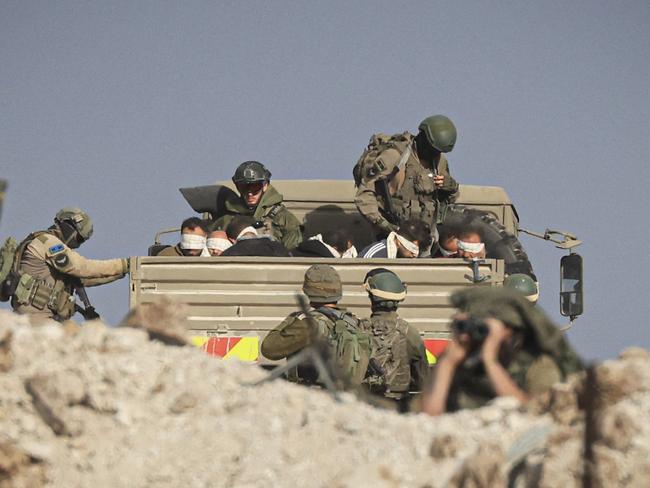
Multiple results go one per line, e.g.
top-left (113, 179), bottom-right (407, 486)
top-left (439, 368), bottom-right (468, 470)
top-left (55, 207), bottom-right (94, 241)
top-left (364, 268), bottom-right (407, 308)
top-left (302, 264), bottom-right (342, 303)
top-left (504, 273), bottom-right (539, 304)
top-left (418, 115), bottom-right (457, 153)
top-left (232, 161), bottom-right (272, 185)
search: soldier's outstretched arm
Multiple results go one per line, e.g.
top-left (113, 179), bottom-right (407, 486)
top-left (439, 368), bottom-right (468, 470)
top-left (42, 235), bottom-right (128, 279)
top-left (81, 275), bottom-right (124, 287)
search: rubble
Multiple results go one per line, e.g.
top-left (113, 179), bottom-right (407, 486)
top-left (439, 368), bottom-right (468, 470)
top-left (0, 308), bottom-right (649, 487)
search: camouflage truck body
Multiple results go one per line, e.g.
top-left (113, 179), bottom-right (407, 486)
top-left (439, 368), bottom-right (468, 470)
top-left (129, 180), bottom-right (518, 364)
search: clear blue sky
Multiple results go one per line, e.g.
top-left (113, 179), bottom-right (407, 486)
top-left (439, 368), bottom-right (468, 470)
top-left (2, 0), bottom-right (649, 360)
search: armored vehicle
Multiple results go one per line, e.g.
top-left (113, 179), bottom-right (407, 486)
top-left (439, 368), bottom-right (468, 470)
top-left (130, 180), bottom-right (583, 364)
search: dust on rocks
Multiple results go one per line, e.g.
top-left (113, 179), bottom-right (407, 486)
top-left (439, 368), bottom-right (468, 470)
top-left (1, 308), bottom-right (649, 488)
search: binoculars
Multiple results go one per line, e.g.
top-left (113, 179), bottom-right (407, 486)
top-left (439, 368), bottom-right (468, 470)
top-left (451, 316), bottom-right (489, 342)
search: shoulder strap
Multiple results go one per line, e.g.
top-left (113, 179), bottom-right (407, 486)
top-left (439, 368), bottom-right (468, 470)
top-left (12, 231), bottom-right (49, 273)
top-left (316, 307), bottom-right (360, 329)
top-left (264, 203), bottom-right (284, 221)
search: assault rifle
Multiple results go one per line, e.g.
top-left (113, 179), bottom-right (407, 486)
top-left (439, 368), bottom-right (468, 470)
top-left (71, 279), bottom-right (100, 320)
top-left (375, 178), bottom-right (400, 226)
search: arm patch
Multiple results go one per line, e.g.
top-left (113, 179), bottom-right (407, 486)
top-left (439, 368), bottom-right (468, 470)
top-left (53, 253), bottom-right (70, 269)
top-left (48, 244), bottom-right (65, 254)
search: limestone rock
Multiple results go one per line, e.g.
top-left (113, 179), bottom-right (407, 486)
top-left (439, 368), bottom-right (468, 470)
top-left (119, 297), bottom-right (189, 346)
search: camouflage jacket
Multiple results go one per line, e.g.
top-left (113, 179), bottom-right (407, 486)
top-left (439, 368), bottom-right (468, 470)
top-left (355, 135), bottom-right (458, 235)
top-left (212, 185), bottom-right (302, 250)
top-left (261, 308), bottom-right (334, 361)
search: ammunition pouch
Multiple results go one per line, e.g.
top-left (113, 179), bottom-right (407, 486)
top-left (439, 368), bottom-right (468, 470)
top-left (13, 273), bottom-right (75, 319)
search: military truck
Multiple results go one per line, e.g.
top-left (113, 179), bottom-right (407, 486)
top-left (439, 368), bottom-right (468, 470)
top-left (130, 180), bottom-right (583, 365)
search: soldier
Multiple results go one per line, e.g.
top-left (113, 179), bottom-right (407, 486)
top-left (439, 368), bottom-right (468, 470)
top-left (156, 217), bottom-right (208, 257)
top-left (10, 208), bottom-right (129, 321)
top-left (261, 264), bottom-right (369, 386)
top-left (354, 115), bottom-right (459, 242)
top-left (212, 161), bottom-right (302, 250)
top-left (421, 288), bottom-right (583, 415)
top-left (504, 273), bottom-right (540, 304)
top-left (361, 268), bottom-right (429, 401)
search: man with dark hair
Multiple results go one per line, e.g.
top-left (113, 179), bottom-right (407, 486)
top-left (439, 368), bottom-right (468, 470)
top-left (433, 224), bottom-right (459, 258)
top-left (221, 215), bottom-right (290, 257)
top-left (359, 218), bottom-right (430, 258)
top-left (157, 217), bottom-right (208, 257)
top-left (292, 229), bottom-right (357, 258)
top-left (457, 224), bottom-right (486, 259)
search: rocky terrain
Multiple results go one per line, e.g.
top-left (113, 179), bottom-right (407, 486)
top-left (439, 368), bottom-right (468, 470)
top-left (1, 307), bottom-right (649, 487)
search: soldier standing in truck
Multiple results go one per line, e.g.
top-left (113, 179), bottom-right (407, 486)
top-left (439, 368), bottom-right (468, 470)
top-left (353, 115), bottom-right (460, 251)
top-left (212, 161), bottom-right (302, 250)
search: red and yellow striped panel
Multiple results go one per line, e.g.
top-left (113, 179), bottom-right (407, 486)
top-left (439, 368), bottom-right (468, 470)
top-left (191, 336), bottom-right (259, 362)
top-left (423, 339), bottom-right (449, 365)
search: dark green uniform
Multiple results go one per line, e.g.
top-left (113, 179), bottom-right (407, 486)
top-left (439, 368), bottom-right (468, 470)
top-left (213, 185), bottom-right (302, 250)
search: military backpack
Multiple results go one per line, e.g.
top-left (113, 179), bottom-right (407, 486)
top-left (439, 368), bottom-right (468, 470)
top-left (361, 317), bottom-right (411, 397)
top-left (316, 307), bottom-right (372, 387)
top-left (353, 132), bottom-right (413, 187)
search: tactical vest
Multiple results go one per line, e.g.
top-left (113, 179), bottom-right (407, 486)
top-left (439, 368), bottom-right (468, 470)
top-left (354, 132), bottom-right (445, 226)
top-left (7, 232), bottom-right (76, 320)
top-left (361, 313), bottom-right (411, 398)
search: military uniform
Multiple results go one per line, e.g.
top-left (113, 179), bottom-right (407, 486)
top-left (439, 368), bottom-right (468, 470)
top-left (362, 310), bottom-right (430, 398)
top-left (444, 287), bottom-right (583, 411)
top-left (11, 231), bottom-right (127, 321)
top-left (213, 185), bottom-right (302, 250)
top-left (355, 134), bottom-right (458, 236)
top-left (447, 352), bottom-right (562, 411)
top-left (261, 308), bottom-right (334, 361)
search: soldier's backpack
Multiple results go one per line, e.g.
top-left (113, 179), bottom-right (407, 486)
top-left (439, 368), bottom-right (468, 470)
top-left (362, 318), bottom-right (411, 397)
top-left (315, 307), bottom-right (372, 387)
top-left (0, 236), bottom-right (19, 301)
top-left (353, 132), bottom-right (413, 187)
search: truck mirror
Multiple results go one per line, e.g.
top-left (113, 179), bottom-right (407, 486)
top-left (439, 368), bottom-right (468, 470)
top-left (560, 254), bottom-right (583, 317)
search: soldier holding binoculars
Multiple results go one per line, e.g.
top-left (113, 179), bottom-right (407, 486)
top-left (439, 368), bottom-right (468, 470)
top-left (422, 287), bottom-right (583, 416)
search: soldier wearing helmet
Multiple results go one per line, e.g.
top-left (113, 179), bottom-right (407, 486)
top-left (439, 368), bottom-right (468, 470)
top-left (422, 288), bottom-right (583, 416)
top-left (212, 161), bottom-right (302, 250)
top-left (261, 264), bottom-right (366, 385)
top-left (354, 115), bottom-right (460, 249)
top-left (504, 273), bottom-right (539, 304)
top-left (9, 208), bottom-right (129, 321)
top-left (361, 268), bottom-right (429, 401)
